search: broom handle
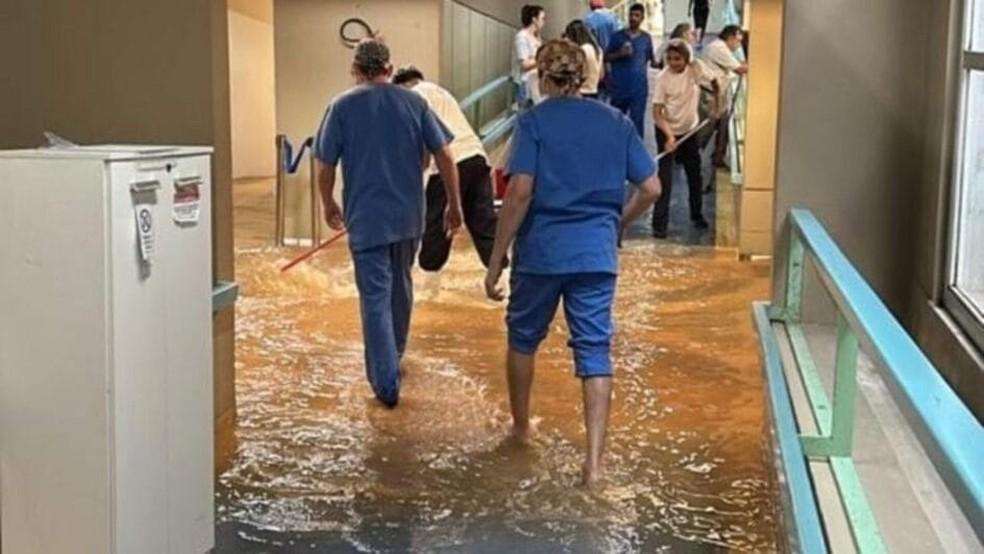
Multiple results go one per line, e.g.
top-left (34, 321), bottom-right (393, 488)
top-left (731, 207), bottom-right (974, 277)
top-left (279, 230), bottom-right (348, 272)
top-left (654, 119), bottom-right (711, 162)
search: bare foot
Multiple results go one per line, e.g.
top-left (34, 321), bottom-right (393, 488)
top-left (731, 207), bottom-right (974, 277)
top-left (582, 462), bottom-right (606, 489)
top-left (509, 420), bottom-right (538, 445)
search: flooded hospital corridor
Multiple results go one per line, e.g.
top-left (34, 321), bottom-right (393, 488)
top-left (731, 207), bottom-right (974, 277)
top-left (215, 182), bottom-right (778, 553)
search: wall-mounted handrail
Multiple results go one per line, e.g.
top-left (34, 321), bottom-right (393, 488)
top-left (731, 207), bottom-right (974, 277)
top-left (459, 75), bottom-right (513, 114)
top-left (283, 136), bottom-right (313, 174)
top-left (782, 209), bottom-right (984, 540)
top-left (728, 75), bottom-right (746, 184)
top-left (274, 134), bottom-right (319, 246)
top-left (756, 208), bottom-right (984, 550)
top-left (752, 302), bottom-right (829, 553)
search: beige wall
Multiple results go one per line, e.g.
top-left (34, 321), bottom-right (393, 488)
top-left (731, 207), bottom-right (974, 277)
top-left (274, 0), bottom-right (443, 240)
top-left (454, 0), bottom-right (586, 40)
top-left (229, 0), bottom-right (278, 179)
top-left (770, 0), bottom-right (983, 419)
top-left (737, 0), bottom-right (783, 256)
top-left (0, 0), bottom-right (237, 472)
top-left (441, 0), bottom-right (516, 126)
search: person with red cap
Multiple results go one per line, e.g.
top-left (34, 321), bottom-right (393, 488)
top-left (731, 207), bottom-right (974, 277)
top-left (584, 0), bottom-right (621, 53)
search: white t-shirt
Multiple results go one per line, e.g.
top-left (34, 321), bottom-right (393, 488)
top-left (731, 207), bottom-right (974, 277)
top-left (703, 38), bottom-right (741, 107)
top-left (580, 43), bottom-right (604, 95)
top-left (513, 30), bottom-right (542, 103)
top-left (412, 81), bottom-right (488, 176)
top-left (652, 65), bottom-right (705, 136)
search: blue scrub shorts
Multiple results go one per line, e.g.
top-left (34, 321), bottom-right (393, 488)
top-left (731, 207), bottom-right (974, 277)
top-left (507, 272), bottom-right (617, 379)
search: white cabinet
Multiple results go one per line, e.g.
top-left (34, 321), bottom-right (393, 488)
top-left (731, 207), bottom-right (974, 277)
top-left (0, 146), bottom-right (215, 554)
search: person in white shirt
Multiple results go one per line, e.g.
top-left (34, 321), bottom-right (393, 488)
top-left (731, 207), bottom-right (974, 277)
top-left (563, 19), bottom-right (605, 98)
top-left (651, 39), bottom-right (719, 238)
top-left (393, 66), bottom-right (503, 271)
top-left (513, 5), bottom-right (546, 108)
top-left (702, 25), bottom-right (748, 167)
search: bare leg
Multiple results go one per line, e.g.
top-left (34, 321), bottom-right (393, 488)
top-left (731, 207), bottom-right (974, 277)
top-left (507, 348), bottom-right (536, 443)
top-left (582, 376), bottom-right (613, 486)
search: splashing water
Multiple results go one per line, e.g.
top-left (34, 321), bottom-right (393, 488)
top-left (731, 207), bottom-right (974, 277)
top-left (217, 241), bottom-right (780, 552)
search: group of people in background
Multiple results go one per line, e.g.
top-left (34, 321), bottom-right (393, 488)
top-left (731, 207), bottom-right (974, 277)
top-left (513, 1), bottom-right (747, 237)
top-left (311, 0), bottom-right (747, 487)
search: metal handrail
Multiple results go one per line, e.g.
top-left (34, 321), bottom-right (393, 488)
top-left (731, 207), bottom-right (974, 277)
top-left (728, 75), bottom-right (746, 185)
top-left (754, 209), bottom-right (984, 550)
top-left (459, 75), bottom-right (512, 113)
top-left (274, 134), bottom-right (320, 247)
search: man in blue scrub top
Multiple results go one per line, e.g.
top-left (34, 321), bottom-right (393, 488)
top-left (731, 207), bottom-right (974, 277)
top-left (314, 40), bottom-right (464, 408)
top-left (485, 39), bottom-right (662, 486)
top-left (605, 3), bottom-right (657, 137)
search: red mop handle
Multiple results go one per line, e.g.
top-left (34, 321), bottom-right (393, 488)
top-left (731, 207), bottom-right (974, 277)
top-left (280, 230), bottom-right (348, 272)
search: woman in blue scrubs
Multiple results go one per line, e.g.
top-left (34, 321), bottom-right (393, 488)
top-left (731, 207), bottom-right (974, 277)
top-left (484, 39), bottom-right (662, 487)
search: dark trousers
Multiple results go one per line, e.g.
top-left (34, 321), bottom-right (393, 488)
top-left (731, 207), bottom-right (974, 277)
top-left (694, 6), bottom-right (710, 36)
top-left (419, 155), bottom-right (499, 271)
top-left (652, 128), bottom-right (703, 234)
top-left (611, 94), bottom-right (648, 138)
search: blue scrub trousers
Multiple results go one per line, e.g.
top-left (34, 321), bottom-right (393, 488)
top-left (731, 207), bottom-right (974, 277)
top-left (351, 239), bottom-right (418, 407)
top-left (507, 272), bottom-right (617, 378)
top-left (611, 93), bottom-right (648, 139)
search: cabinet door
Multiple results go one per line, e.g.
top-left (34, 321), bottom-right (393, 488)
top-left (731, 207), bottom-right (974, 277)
top-left (159, 154), bottom-right (215, 554)
top-left (108, 157), bottom-right (171, 553)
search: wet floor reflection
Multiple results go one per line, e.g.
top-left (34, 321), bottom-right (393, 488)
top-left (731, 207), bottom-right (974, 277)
top-left (216, 239), bottom-right (778, 552)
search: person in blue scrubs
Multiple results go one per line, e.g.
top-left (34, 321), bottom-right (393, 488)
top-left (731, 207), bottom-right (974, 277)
top-left (314, 40), bottom-right (464, 408)
top-left (605, 3), bottom-right (657, 137)
top-left (484, 39), bottom-right (662, 487)
top-left (583, 0), bottom-right (621, 52)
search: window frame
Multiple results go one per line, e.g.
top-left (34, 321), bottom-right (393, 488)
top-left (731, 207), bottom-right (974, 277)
top-left (944, 0), bottom-right (984, 354)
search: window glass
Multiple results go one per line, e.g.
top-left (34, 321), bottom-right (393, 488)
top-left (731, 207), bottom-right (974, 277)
top-left (953, 70), bottom-right (984, 317)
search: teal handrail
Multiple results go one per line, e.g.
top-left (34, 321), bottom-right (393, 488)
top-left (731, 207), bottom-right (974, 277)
top-left (752, 302), bottom-right (829, 553)
top-left (784, 209), bottom-right (984, 536)
top-left (459, 75), bottom-right (512, 113)
top-left (755, 209), bottom-right (984, 551)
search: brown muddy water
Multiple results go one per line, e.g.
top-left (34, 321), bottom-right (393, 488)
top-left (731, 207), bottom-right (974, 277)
top-left (216, 239), bottom-right (778, 553)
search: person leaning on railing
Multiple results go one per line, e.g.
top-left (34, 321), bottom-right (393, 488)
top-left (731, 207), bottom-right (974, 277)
top-left (484, 38), bottom-right (661, 488)
top-left (701, 24), bottom-right (748, 169)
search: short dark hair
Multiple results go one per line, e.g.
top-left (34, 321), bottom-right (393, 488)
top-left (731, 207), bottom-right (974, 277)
top-left (392, 65), bottom-right (425, 85)
top-left (353, 39), bottom-right (390, 78)
top-left (720, 25), bottom-right (742, 40)
top-left (629, 3), bottom-right (645, 15)
top-left (521, 5), bottom-right (545, 27)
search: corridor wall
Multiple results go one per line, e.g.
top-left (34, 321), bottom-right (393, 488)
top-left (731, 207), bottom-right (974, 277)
top-left (772, 0), bottom-right (983, 419)
top-left (441, 1), bottom-right (515, 130)
top-left (453, 0), bottom-right (588, 41)
top-left (229, 0), bottom-right (278, 179)
top-left (273, 0), bottom-right (442, 240)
